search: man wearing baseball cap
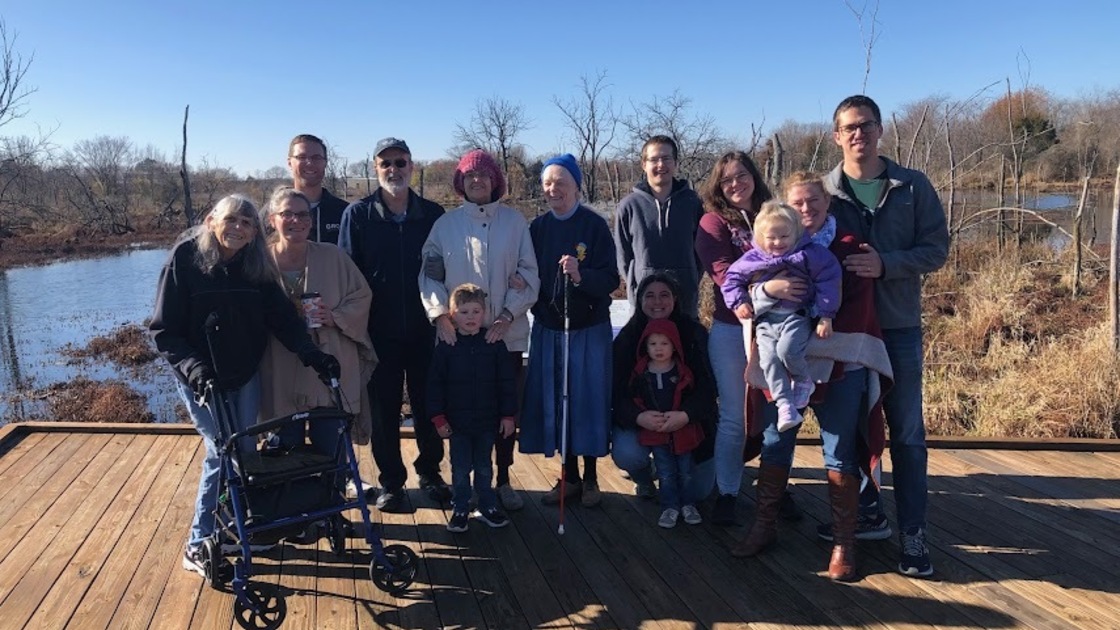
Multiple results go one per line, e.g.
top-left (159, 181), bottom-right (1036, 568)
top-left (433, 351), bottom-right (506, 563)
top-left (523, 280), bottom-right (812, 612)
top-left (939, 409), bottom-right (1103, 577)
top-left (339, 137), bottom-right (450, 512)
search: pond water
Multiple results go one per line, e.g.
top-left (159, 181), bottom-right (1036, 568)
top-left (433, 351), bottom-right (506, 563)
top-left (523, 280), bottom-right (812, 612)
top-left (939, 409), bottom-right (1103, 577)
top-left (0, 248), bottom-right (180, 424)
top-left (0, 247), bottom-right (637, 426)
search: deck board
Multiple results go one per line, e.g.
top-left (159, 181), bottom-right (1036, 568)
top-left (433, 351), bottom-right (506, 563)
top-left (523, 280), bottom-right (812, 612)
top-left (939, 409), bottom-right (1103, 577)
top-left (0, 423), bottom-right (1118, 629)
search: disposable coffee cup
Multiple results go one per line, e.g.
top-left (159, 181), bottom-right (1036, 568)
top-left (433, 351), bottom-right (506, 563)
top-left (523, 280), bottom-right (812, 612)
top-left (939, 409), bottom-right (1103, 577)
top-left (300, 292), bottom-right (323, 329)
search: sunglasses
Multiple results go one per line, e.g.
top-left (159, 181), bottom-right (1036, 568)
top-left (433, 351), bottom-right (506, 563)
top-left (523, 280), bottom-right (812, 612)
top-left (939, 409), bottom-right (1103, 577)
top-left (378, 158), bottom-right (409, 169)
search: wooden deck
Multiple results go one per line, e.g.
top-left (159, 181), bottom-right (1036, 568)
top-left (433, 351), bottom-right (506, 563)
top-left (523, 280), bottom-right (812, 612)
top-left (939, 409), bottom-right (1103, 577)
top-left (1, 422), bottom-right (1118, 630)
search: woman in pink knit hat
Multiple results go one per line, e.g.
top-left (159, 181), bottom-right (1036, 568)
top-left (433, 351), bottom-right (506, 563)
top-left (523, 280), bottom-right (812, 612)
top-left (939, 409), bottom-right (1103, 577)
top-left (418, 148), bottom-right (540, 511)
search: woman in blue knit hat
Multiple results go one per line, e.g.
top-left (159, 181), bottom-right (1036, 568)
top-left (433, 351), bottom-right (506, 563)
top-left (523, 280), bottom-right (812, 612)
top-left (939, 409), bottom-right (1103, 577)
top-left (520, 154), bottom-right (619, 507)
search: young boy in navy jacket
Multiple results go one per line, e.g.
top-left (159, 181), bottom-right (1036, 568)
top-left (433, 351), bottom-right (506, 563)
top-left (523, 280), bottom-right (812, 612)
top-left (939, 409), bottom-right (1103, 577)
top-left (427, 284), bottom-right (517, 532)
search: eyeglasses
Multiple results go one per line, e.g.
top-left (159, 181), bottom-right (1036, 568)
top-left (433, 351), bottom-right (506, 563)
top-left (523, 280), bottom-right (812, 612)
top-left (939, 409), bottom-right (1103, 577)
top-left (278, 211), bottom-right (312, 222)
top-left (378, 158), bottom-right (409, 169)
top-left (836, 120), bottom-right (880, 136)
top-left (290, 154), bottom-right (326, 164)
top-left (718, 172), bottom-right (754, 188)
top-left (644, 155), bottom-right (675, 165)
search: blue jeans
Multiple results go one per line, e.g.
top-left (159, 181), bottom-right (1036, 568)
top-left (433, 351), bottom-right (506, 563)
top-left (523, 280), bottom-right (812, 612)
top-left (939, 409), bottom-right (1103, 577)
top-left (449, 430), bottom-right (497, 513)
top-left (651, 446), bottom-right (694, 510)
top-left (757, 368), bottom-right (866, 476)
top-left (275, 412), bottom-right (345, 459)
top-left (880, 327), bottom-right (928, 532)
top-left (178, 375), bottom-right (260, 549)
top-left (708, 320), bottom-right (747, 495)
top-left (611, 425), bottom-right (715, 502)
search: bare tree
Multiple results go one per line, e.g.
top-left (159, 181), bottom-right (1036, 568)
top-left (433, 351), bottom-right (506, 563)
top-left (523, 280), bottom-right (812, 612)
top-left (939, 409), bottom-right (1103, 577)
top-left (622, 90), bottom-right (726, 185)
top-left (845, 0), bottom-right (881, 93)
top-left (0, 19), bottom-right (35, 130)
top-left (553, 70), bottom-right (619, 203)
top-left (1111, 164), bottom-right (1120, 355)
top-left (64, 135), bottom-right (137, 234)
top-left (453, 96), bottom-right (531, 194)
top-left (180, 105), bottom-right (194, 227)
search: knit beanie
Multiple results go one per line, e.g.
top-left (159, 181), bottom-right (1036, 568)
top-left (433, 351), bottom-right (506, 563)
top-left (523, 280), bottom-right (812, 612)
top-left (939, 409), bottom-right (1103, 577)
top-left (453, 149), bottom-right (507, 202)
top-left (542, 153), bottom-right (582, 190)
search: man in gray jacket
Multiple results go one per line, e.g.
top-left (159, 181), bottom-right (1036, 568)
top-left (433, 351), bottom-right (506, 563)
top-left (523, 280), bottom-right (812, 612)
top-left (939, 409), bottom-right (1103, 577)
top-left (614, 135), bottom-right (705, 318)
top-left (821, 95), bottom-right (949, 579)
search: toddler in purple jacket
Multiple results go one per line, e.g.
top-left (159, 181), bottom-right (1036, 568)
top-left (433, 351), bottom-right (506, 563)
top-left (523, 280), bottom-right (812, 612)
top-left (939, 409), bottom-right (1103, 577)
top-left (721, 201), bottom-right (841, 431)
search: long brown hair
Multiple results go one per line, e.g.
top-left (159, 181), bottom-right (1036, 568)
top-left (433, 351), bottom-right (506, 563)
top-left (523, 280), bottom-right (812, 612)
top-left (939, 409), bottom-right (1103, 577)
top-left (701, 151), bottom-right (772, 229)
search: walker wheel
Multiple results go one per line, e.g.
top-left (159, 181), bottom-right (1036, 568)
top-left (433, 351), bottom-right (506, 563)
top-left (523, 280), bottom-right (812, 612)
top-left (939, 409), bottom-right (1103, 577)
top-left (370, 544), bottom-right (419, 594)
top-left (200, 538), bottom-right (225, 589)
top-left (233, 581), bottom-right (286, 630)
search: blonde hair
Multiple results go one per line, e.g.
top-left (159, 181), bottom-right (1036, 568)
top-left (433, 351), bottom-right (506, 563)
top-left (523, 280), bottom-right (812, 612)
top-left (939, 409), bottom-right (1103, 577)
top-left (450, 283), bottom-right (488, 310)
top-left (752, 201), bottom-right (804, 249)
top-left (782, 171), bottom-right (830, 201)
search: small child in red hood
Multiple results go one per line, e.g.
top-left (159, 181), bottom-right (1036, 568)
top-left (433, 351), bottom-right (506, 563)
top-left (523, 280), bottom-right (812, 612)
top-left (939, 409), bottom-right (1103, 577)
top-left (630, 318), bottom-right (707, 528)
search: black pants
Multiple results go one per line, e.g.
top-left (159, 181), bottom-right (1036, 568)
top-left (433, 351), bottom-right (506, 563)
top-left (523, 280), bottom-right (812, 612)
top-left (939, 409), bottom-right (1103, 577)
top-left (494, 351), bottom-right (525, 485)
top-left (369, 332), bottom-right (445, 491)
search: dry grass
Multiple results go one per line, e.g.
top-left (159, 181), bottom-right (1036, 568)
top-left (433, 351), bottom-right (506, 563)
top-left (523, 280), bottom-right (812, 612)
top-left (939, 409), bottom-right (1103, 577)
top-left (63, 324), bottom-right (157, 366)
top-left (38, 378), bottom-right (154, 423)
top-left (922, 241), bottom-right (1118, 438)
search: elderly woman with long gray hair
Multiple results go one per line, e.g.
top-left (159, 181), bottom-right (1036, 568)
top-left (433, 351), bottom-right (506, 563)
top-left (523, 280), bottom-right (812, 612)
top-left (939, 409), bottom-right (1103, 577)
top-left (149, 194), bottom-right (339, 578)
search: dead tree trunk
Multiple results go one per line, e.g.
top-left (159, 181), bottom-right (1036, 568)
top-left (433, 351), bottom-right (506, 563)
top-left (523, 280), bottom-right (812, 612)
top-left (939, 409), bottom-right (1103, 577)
top-left (943, 105), bottom-right (957, 270)
top-left (180, 105), bottom-right (194, 227)
top-left (1109, 164), bottom-right (1120, 355)
top-left (1072, 174), bottom-right (1091, 297)
top-left (997, 154), bottom-right (1007, 253)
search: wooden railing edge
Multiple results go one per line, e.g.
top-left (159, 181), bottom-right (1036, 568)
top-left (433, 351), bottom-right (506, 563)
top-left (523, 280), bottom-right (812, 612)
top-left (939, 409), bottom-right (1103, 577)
top-left (795, 435), bottom-right (1120, 452)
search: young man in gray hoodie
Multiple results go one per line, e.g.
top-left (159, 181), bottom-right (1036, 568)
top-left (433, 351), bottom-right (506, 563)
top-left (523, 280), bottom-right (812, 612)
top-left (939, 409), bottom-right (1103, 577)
top-left (614, 136), bottom-right (705, 319)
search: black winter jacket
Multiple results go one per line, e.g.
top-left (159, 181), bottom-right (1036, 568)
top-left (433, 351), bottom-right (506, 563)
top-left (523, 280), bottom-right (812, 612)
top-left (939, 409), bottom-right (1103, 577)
top-left (338, 189), bottom-right (444, 342)
top-left (426, 330), bottom-right (517, 433)
top-left (150, 239), bottom-right (317, 390)
top-left (312, 187), bottom-right (349, 245)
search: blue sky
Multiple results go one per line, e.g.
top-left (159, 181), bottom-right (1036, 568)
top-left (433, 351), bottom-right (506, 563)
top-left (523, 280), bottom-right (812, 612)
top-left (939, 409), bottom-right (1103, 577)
top-left (3, 1), bottom-right (1118, 176)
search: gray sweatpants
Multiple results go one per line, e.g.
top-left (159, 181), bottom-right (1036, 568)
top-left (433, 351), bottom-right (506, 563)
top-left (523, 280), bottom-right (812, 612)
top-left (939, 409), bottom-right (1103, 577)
top-left (755, 309), bottom-right (811, 408)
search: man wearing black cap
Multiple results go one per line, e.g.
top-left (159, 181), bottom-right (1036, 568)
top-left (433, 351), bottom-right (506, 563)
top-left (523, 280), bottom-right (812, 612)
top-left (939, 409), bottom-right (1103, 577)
top-left (287, 133), bottom-right (349, 244)
top-left (339, 137), bottom-right (450, 512)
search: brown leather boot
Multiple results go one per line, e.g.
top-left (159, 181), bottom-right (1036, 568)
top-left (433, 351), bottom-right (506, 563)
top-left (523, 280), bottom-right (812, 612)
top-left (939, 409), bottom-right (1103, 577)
top-left (827, 470), bottom-right (860, 581)
top-left (731, 464), bottom-right (790, 557)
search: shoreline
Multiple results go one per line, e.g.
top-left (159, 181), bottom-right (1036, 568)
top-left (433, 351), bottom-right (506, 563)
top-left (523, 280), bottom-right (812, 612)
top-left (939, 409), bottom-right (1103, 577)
top-left (0, 227), bottom-right (178, 271)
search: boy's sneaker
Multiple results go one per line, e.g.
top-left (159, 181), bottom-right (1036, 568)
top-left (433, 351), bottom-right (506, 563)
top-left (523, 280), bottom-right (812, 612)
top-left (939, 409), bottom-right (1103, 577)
top-left (658, 508), bottom-right (680, 529)
top-left (898, 527), bottom-right (934, 577)
top-left (446, 511), bottom-right (470, 533)
top-left (182, 547), bottom-right (207, 577)
top-left (681, 504), bottom-right (702, 525)
top-left (792, 377), bottom-right (815, 409)
top-left (776, 403), bottom-right (804, 433)
top-left (497, 484), bottom-right (524, 511)
top-left (474, 507), bottom-right (510, 528)
top-left (816, 511), bottom-right (893, 541)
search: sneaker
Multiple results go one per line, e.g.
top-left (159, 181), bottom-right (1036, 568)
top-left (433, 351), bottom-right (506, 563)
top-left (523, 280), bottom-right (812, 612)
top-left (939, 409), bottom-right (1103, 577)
top-left (542, 479), bottom-right (581, 505)
top-left (776, 403), bottom-right (803, 433)
top-left (182, 547), bottom-right (207, 577)
top-left (792, 377), bottom-right (815, 409)
top-left (817, 511), bottom-right (893, 541)
top-left (711, 494), bottom-right (737, 526)
top-left (376, 488), bottom-right (413, 514)
top-left (635, 481), bottom-right (657, 500)
top-left (497, 483), bottom-right (524, 511)
top-left (474, 507), bottom-right (510, 528)
top-left (658, 508), bottom-right (680, 528)
top-left (898, 527), bottom-right (934, 577)
top-left (446, 511), bottom-right (469, 533)
top-left (581, 481), bottom-right (602, 507)
top-left (420, 475), bottom-right (453, 503)
top-left (778, 490), bottom-right (803, 522)
top-left (363, 485), bottom-right (381, 503)
top-left (681, 504), bottom-right (702, 525)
